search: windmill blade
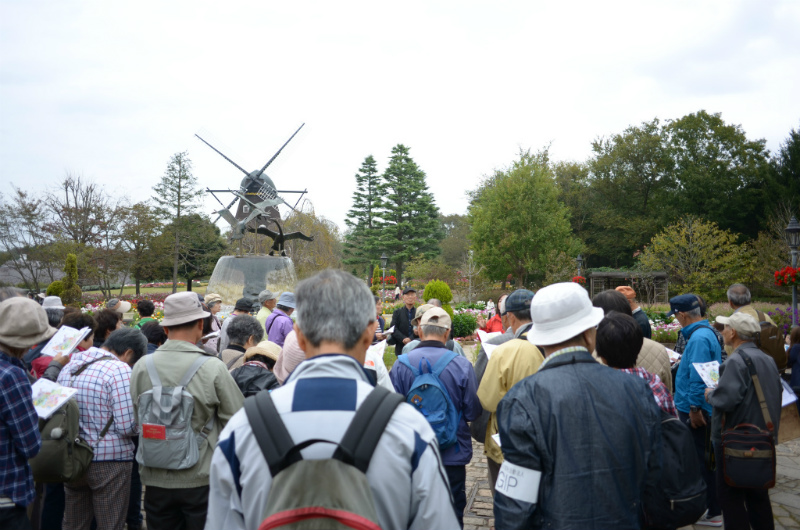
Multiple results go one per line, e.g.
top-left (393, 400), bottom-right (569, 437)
top-left (256, 123), bottom-right (305, 177)
top-left (195, 134), bottom-right (250, 176)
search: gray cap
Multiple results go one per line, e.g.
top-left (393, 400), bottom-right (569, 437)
top-left (0, 297), bottom-right (58, 348)
top-left (277, 292), bottom-right (296, 309)
top-left (258, 289), bottom-right (276, 304)
top-left (161, 292), bottom-right (210, 327)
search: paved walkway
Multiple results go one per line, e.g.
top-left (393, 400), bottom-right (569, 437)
top-left (464, 437), bottom-right (800, 530)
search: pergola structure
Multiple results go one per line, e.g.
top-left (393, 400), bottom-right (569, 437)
top-left (588, 271), bottom-right (669, 305)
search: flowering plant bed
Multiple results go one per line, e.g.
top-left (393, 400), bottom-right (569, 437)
top-left (571, 275), bottom-right (586, 285)
top-left (775, 266), bottom-right (798, 287)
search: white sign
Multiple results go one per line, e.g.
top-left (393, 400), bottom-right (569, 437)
top-left (477, 330), bottom-right (502, 343)
top-left (495, 461), bottom-right (541, 504)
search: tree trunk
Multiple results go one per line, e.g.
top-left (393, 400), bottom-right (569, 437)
top-left (186, 277), bottom-right (193, 292)
top-left (135, 277), bottom-right (140, 295)
top-left (172, 231), bottom-right (179, 294)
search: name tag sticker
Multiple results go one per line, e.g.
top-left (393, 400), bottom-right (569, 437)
top-left (142, 424), bottom-right (166, 440)
top-left (496, 461), bottom-right (541, 504)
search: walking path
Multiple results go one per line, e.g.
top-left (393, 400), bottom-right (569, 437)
top-left (464, 437), bottom-right (800, 530)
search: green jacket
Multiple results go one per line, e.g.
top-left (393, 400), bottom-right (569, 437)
top-left (130, 339), bottom-right (244, 489)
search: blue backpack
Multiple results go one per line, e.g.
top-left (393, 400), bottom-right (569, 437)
top-left (397, 350), bottom-right (461, 450)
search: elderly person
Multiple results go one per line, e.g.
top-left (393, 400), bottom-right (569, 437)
top-left (493, 282), bottom-right (661, 530)
top-left (592, 289), bottom-right (672, 390)
top-left (203, 293), bottom-right (223, 352)
top-left (0, 298), bottom-right (54, 529)
top-left (272, 330), bottom-right (305, 384)
top-left (218, 298), bottom-right (254, 353)
top-left (130, 292), bottom-right (243, 530)
top-left (106, 298), bottom-right (132, 316)
top-left (263, 292), bottom-right (295, 347)
top-left (706, 312), bottom-right (782, 530)
top-left (255, 289), bottom-right (277, 328)
top-left (230, 341), bottom-right (281, 397)
top-left (57, 327), bottom-right (146, 530)
top-left (220, 315), bottom-right (265, 371)
top-left (206, 269), bottom-right (458, 530)
top-left (615, 286), bottom-right (652, 339)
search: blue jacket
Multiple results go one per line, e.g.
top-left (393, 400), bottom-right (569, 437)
top-left (674, 320), bottom-right (721, 415)
top-left (390, 341), bottom-right (482, 466)
top-left (494, 348), bottom-right (662, 530)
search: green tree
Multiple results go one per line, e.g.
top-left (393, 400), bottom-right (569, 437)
top-left (662, 110), bottom-right (771, 239)
top-left (587, 119), bottom-right (672, 267)
top-left (119, 203), bottom-right (165, 294)
top-left (155, 214), bottom-right (225, 291)
top-left (61, 253), bottom-right (82, 307)
top-left (439, 214), bottom-right (471, 267)
top-left (769, 125), bottom-right (800, 210)
top-left (151, 152), bottom-right (205, 293)
top-left (468, 149), bottom-right (581, 288)
top-left (638, 217), bottom-right (750, 301)
top-left (343, 155), bottom-right (383, 277)
top-left (0, 188), bottom-right (56, 290)
top-left (379, 145), bottom-right (442, 280)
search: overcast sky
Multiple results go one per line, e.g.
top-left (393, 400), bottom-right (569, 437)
top-left (2, 0), bottom-right (799, 233)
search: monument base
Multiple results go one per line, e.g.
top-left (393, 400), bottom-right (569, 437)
top-left (206, 255), bottom-right (297, 307)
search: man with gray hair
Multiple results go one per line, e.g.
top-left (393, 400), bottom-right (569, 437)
top-left (220, 315), bottom-right (265, 371)
top-left (206, 269), bottom-right (459, 530)
top-left (726, 283), bottom-right (784, 368)
top-left (668, 293), bottom-right (723, 526)
top-left (706, 312), bottom-right (782, 528)
top-left (255, 289), bottom-right (276, 328)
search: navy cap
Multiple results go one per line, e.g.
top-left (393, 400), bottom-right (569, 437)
top-left (235, 297), bottom-right (255, 312)
top-left (403, 287), bottom-right (417, 295)
top-left (666, 294), bottom-right (700, 317)
top-left (504, 289), bottom-right (535, 314)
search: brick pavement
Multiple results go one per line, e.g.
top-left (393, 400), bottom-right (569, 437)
top-left (463, 437), bottom-right (800, 530)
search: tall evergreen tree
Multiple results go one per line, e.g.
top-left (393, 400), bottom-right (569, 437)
top-left (151, 152), bottom-right (205, 293)
top-left (379, 144), bottom-right (441, 281)
top-left (343, 155), bottom-right (383, 277)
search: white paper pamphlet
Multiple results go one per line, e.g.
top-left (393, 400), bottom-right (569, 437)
top-left (666, 348), bottom-right (681, 365)
top-left (384, 326), bottom-right (395, 335)
top-left (40, 326), bottom-right (92, 357)
top-left (367, 340), bottom-right (387, 360)
top-left (491, 433), bottom-right (502, 447)
top-left (692, 361), bottom-right (721, 389)
top-left (477, 330), bottom-right (502, 343)
top-left (483, 342), bottom-right (500, 359)
top-left (782, 380), bottom-right (798, 408)
top-left (31, 378), bottom-right (77, 419)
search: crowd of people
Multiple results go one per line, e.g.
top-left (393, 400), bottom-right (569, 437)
top-left (0, 276), bottom-right (794, 530)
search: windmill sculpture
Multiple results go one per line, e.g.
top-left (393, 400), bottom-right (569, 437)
top-left (197, 124), bottom-right (314, 255)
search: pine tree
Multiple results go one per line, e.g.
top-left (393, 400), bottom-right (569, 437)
top-left (151, 152), bottom-right (205, 293)
top-left (379, 145), bottom-right (442, 281)
top-left (343, 155), bottom-right (384, 278)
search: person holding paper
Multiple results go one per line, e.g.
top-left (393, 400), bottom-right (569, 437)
top-left (0, 297), bottom-right (56, 530)
top-left (476, 289), bottom-right (543, 493)
top-left (668, 293), bottom-right (723, 526)
top-left (705, 312), bottom-right (782, 530)
top-left (372, 296), bottom-right (387, 345)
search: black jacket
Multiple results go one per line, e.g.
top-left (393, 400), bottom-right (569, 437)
top-left (389, 305), bottom-right (415, 346)
top-left (230, 363), bottom-right (280, 397)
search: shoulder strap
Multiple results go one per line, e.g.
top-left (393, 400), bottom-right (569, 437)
top-left (144, 354), bottom-right (162, 387)
top-left (737, 351), bottom-right (775, 434)
top-left (333, 386), bottom-right (404, 473)
top-left (245, 390), bottom-right (300, 477)
top-left (396, 354), bottom-right (419, 377)
top-left (226, 353), bottom-right (245, 369)
top-left (431, 350), bottom-right (458, 377)
top-left (684, 323), bottom-right (712, 342)
top-left (178, 356), bottom-right (213, 386)
top-left (72, 355), bottom-right (115, 376)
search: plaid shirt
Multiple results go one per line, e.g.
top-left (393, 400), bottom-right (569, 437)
top-left (0, 351), bottom-right (41, 506)
top-left (620, 366), bottom-right (678, 417)
top-left (57, 348), bottom-right (137, 461)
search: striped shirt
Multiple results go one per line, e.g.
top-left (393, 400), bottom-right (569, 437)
top-left (57, 348), bottom-right (137, 461)
top-left (0, 351), bottom-right (41, 505)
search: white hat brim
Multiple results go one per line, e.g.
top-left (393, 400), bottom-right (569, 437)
top-left (527, 306), bottom-right (605, 346)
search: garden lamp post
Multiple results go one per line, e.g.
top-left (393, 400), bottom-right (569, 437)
top-left (785, 217), bottom-right (800, 327)
top-left (380, 253), bottom-right (388, 301)
top-left (576, 254), bottom-right (584, 277)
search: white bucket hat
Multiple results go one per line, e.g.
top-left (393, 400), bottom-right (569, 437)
top-left (42, 296), bottom-right (65, 310)
top-left (527, 282), bottom-right (605, 346)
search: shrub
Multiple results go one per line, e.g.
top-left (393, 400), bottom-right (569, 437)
top-left (61, 254), bottom-right (82, 307)
top-left (423, 280), bottom-right (453, 304)
top-left (452, 312), bottom-right (478, 338)
top-left (46, 280), bottom-right (64, 297)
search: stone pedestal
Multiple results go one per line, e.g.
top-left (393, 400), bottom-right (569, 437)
top-left (206, 255), bottom-right (297, 307)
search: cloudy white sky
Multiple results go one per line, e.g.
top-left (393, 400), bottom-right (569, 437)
top-left (2, 0), bottom-right (799, 233)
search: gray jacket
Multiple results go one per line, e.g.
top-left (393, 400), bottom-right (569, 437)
top-left (707, 342), bottom-right (782, 446)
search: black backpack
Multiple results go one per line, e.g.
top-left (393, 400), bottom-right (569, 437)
top-left (642, 410), bottom-right (707, 529)
top-left (244, 386), bottom-right (403, 529)
top-left (231, 364), bottom-right (280, 397)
